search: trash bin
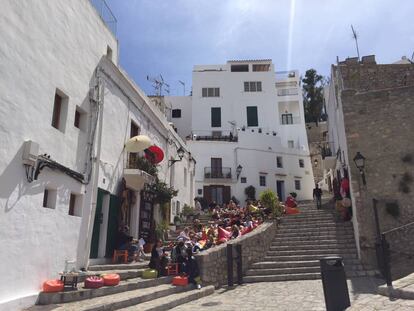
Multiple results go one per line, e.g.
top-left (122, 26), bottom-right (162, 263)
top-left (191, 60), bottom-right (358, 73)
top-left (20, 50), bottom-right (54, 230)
top-left (320, 256), bottom-right (351, 311)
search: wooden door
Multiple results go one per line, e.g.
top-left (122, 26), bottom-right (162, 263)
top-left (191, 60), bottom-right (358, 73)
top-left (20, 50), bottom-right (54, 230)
top-left (105, 194), bottom-right (120, 258)
top-left (211, 158), bottom-right (222, 178)
top-left (90, 188), bottom-right (104, 258)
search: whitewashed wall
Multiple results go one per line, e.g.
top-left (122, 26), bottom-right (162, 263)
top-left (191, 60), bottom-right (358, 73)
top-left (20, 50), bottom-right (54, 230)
top-left (165, 96), bottom-right (192, 141)
top-left (0, 1), bottom-right (118, 309)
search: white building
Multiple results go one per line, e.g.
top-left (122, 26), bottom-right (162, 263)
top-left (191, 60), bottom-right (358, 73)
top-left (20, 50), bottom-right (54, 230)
top-left (167, 60), bottom-right (314, 204)
top-left (0, 1), bottom-right (194, 309)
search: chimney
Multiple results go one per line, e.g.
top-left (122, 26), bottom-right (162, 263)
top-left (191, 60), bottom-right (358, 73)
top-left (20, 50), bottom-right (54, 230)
top-left (361, 55), bottom-right (376, 64)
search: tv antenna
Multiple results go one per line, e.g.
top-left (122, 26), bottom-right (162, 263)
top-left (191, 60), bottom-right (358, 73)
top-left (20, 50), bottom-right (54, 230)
top-left (351, 25), bottom-right (360, 60)
top-left (178, 80), bottom-right (186, 95)
top-left (146, 74), bottom-right (170, 96)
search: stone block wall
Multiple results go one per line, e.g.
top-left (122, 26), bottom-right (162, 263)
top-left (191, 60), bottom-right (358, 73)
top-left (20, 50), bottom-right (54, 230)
top-left (195, 221), bottom-right (277, 287)
top-left (341, 86), bottom-right (414, 275)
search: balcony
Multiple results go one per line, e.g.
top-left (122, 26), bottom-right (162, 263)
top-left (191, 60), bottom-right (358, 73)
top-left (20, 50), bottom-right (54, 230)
top-left (204, 167), bottom-right (232, 179)
top-left (123, 155), bottom-right (156, 191)
top-left (190, 130), bottom-right (238, 142)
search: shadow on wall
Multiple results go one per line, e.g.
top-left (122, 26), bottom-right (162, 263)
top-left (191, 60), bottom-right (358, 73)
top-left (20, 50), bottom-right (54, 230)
top-left (0, 144), bottom-right (45, 213)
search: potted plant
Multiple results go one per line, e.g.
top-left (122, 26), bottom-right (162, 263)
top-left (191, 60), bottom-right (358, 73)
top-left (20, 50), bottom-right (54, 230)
top-left (245, 185), bottom-right (256, 200)
top-left (173, 215), bottom-right (182, 226)
top-left (182, 204), bottom-right (194, 222)
top-left (259, 189), bottom-right (282, 218)
top-left (155, 221), bottom-right (170, 242)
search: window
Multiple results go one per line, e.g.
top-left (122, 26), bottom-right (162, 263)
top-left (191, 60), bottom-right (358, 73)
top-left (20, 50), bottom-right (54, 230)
top-left (74, 106), bottom-right (87, 130)
top-left (202, 87), bottom-right (220, 97)
top-left (69, 193), bottom-right (82, 217)
top-left (130, 121), bottom-right (140, 137)
top-left (211, 107), bottom-right (221, 127)
top-left (246, 106), bottom-right (258, 127)
top-left (281, 114), bottom-right (293, 125)
top-left (240, 177), bottom-right (247, 183)
top-left (277, 156), bottom-right (283, 168)
top-left (231, 64), bottom-right (249, 72)
top-left (295, 180), bottom-right (301, 190)
top-left (172, 109), bottom-right (181, 118)
top-left (288, 140), bottom-right (294, 148)
top-left (51, 90), bottom-right (68, 132)
top-left (184, 168), bottom-right (187, 187)
top-left (253, 64), bottom-right (270, 72)
top-left (106, 45), bottom-right (113, 61)
top-left (299, 159), bottom-right (305, 168)
top-left (244, 81), bottom-right (262, 92)
top-left (198, 189), bottom-right (202, 195)
top-left (259, 175), bottom-right (266, 187)
top-left (42, 188), bottom-right (57, 209)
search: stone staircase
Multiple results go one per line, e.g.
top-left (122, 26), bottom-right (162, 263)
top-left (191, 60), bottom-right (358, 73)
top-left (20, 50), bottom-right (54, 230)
top-left (244, 202), bottom-right (376, 282)
top-left (166, 214), bottom-right (212, 246)
top-left (28, 261), bottom-right (214, 311)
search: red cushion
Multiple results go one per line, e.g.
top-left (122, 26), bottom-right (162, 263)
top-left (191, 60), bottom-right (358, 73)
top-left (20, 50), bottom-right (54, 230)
top-left (241, 226), bottom-right (252, 235)
top-left (218, 227), bottom-right (232, 240)
top-left (43, 280), bottom-right (64, 292)
top-left (84, 276), bottom-right (105, 289)
top-left (102, 274), bottom-right (120, 286)
top-left (172, 276), bottom-right (188, 286)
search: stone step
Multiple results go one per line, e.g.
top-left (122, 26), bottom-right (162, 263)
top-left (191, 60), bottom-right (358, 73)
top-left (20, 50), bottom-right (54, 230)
top-left (278, 223), bottom-right (352, 229)
top-left (282, 215), bottom-right (334, 220)
top-left (273, 233), bottom-right (354, 242)
top-left (271, 238), bottom-right (356, 246)
top-left (244, 272), bottom-right (321, 282)
top-left (270, 243), bottom-right (356, 251)
top-left (267, 248), bottom-right (357, 256)
top-left (37, 276), bottom-right (172, 305)
top-left (88, 261), bottom-right (149, 271)
top-left (276, 228), bottom-right (354, 235)
top-left (119, 285), bottom-right (215, 311)
top-left (250, 259), bottom-right (363, 269)
top-left (45, 283), bottom-right (189, 311)
top-left (246, 266), bottom-right (321, 276)
top-left (264, 253), bottom-right (358, 261)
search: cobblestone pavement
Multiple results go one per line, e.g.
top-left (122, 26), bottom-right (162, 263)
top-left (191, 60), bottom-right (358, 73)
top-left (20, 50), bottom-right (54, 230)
top-left (171, 277), bottom-right (414, 311)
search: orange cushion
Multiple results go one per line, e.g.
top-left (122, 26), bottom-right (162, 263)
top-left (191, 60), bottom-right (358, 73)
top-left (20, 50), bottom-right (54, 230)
top-left (172, 276), bottom-right (188, 286)
top-left (43, 280), bottom-right (64, 292)
top-left (102, 274), bottom-right (120, 286)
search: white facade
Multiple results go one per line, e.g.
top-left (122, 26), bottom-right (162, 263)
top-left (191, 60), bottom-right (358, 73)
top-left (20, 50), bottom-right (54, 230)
top-left (168, 60), bottom-right (314, 203)
top-left (0, 1), bottom-right (194, 309)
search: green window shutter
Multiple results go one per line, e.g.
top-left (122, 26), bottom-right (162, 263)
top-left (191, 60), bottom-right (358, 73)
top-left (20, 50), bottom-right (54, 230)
top-left (211, 107), bottom-right (221, 127)
top-left (246, 106), bottom-right (258, 127)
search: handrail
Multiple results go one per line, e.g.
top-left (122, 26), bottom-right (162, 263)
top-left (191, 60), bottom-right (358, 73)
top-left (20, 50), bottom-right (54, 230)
top-left (383, 221), bottom-right (414, 235)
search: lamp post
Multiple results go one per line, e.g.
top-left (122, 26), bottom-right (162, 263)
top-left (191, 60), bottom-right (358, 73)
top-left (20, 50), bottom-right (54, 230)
top-left (353, 151), bottom-right (366, 185)
top-left (168, 146), bottom-right (185, 167)
top-left (236, 165), bottom-right (243, 180)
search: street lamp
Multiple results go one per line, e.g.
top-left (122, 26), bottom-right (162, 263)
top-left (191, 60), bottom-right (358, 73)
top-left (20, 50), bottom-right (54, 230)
top-left (236, 165), bottom-right (243, 180)
top-left (353, 151), bottom-right (366, 185)
top-left (168, 146), bottom-right (185, 167)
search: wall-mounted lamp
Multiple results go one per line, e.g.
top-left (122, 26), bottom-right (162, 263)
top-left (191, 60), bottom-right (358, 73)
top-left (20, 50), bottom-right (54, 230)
top-left (353, 151), bottom-right (366, 185)
top-left (236, 164), bottom-right (243, 180)
top-left (314, 159), bottom-right (318, 167)
top-left (168, 146), bottom-right (185, 167)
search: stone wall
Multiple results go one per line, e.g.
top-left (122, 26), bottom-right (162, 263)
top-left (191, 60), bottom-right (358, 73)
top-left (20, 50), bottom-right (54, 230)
top-left (195, 221), bottom-right (277, 287)
top-left (341, 85), bottom-right (414, 276)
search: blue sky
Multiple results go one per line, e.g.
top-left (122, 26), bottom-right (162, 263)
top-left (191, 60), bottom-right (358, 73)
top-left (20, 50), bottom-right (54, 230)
top-left (104, 0), bottom-right (414, 95)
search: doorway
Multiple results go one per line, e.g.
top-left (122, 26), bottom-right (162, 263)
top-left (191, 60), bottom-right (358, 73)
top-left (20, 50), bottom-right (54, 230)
top-left (203, 185), bottom-right (230, 205)
top-left (276, 180), bottom-right (285, 202)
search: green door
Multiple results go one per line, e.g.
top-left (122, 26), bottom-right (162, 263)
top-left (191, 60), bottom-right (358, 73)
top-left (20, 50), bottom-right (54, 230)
top-left (105, 194), bottom-right (120, 258)
top-left (90, 188), bottom-right (105, 258)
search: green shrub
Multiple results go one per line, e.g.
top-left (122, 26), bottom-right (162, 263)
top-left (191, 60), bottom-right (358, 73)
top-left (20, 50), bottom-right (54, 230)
top-left (259, 189), bottom-right (282, 217)
top-left (245, 185), bottom-right (256, 200)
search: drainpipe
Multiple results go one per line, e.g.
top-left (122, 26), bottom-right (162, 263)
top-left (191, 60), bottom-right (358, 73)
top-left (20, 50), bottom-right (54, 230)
top-left (77, 73), bottom-right (105, 269)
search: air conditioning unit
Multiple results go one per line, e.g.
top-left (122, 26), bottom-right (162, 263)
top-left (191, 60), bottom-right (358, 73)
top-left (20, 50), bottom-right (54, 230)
top-left (22, 140), bottom-right (39, 166)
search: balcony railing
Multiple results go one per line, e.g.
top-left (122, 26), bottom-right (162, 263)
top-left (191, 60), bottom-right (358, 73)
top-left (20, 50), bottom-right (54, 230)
top-left (90, 0), bottom-right (117, 35)
top-left (190, 130), bottom-right (238, 142)
top-left (204, 167), bottom-right (232, 179)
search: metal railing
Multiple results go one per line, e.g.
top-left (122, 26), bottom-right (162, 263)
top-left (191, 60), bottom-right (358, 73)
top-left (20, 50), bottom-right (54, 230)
top-left (191, 130), bottom-right (238, 142)
top-left (275, 70), bottom-right (297, 80)
top-left (204, 167), bottom-right (232, 179)
top-left (90, 0), bottom-right (117, 35)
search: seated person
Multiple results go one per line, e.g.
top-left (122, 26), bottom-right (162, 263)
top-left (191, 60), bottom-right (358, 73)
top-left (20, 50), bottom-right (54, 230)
top-left (178, 227), bottom-right (190, 241)
top-left (184, 248), bottom-right (202, 289)
top-left (149, 239), bottom-right (168, 276)
top-left (231, 225), bottom-right (240, 239)
top-left (192, 219), bottom-right (202, 233)
top-left (171, 240), bottom-right (186, 272)
top-left (285, 193), bottom-right (300, 215)
top-left (116, 225), bottom-right (138, 262)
